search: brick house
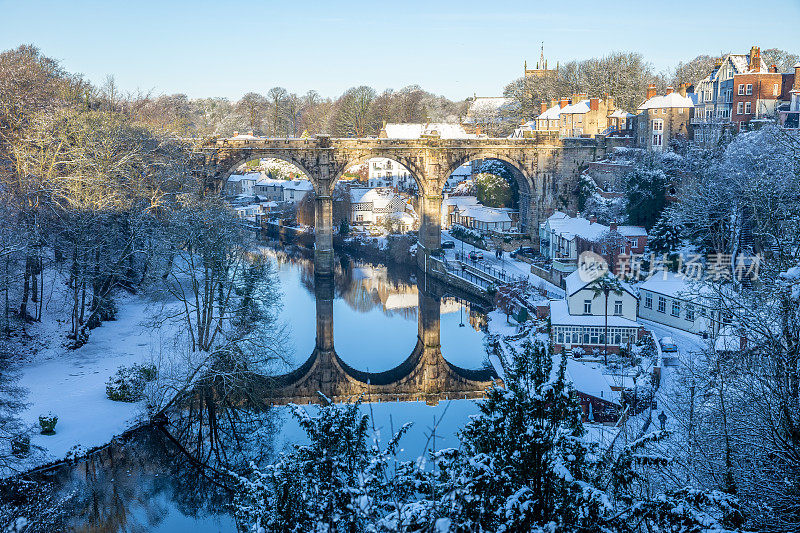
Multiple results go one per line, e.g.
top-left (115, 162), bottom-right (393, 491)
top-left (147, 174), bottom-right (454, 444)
top-left (575, 222), bottom-right (648, 276)
top-left (731, 65), bottom-right (795, 131)
top-left (559, 94), bottom-right (615, 137)
top-left (779, 62), bottom-right (800, 130)
top-left (636, 84), bottom-right (695, 151)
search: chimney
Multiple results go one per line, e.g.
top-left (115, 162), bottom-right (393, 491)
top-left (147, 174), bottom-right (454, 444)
top-left (610, 221), bottom-right (618, 232)
top-left (749, 46), bottom-right (761, 71)
top-left (550, 98), bottom-right (558, 109)
top-left (247, 131), bottom-right (254, 136)
top-left (769, 64), bottom-right (778, 73)
top-left (559, 97), bottom-right (569, 108)
top-left (589, 97), bottom-right (599, 111)
top-left (540, 101), bottom-right (548, 114)
top-left (589, 215), bottom-right (597, 224)
top-left (647, 84), bottom-right (657, 99)
top-left (678, 83), bottom-right (687, 97)
top-left (666, 86), bottom-right (674, 95)
top-left (233, 131), bottom-right (239, 137)
top-left (571, 93), bottom-right (581, 105)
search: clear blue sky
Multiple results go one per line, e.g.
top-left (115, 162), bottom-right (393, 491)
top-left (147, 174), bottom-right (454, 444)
top-left (2, 0), bottom-right (799, 101)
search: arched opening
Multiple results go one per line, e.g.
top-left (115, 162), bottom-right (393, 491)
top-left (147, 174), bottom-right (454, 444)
top-left (437, 156), bottom-right (537, 277)
top-left (335, 157), bottom-right (422, 238)
top-left (221, 156), bottom-right (315, 226)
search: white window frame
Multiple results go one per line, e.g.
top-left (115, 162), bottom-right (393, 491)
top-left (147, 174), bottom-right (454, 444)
top-left (737, 102), bottom-right (744, 115)
top-left (583, 300), bottom-right (592, 314)
top-left (657, 296), bottom-right (666, 313)
top-left (738, 84), bottom-right (745, 95)
top-left (745, 102), bottom-right (752, 114)
top-left (746, 84), bottom-right (753, 95)
top-left (644, 294), bottom-right (652, 309)
top-left (614, 300), bottom-right (623, 315)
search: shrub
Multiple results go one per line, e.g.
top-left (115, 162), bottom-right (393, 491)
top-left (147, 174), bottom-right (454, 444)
top-left (39, 413), bottom-right (58, 435)
top-left (106, 363), bottom-right (158, 402)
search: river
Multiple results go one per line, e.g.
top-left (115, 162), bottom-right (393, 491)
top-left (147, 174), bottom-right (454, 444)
top-left (11, 246), bottom-right (496, 532)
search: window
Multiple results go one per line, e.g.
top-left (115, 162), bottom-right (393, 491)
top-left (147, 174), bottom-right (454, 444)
top-left (774, 83), bottom-right (779, 96)
top-left (614, 300), bottom-right (623, 315)
top-left (662, 108), bottom-right (666, 114)
top-left (671, 300), bottom-right (681, 317)
top-left (737, 102), bottom-right (743, 114)
top-left (686, 304), bottom-right (695, 321)
top-left (652, 119), bottom-right (663, 132)
top-left (746, 84), bottom-right (752, 95)
top-left (583, 300), bottom-right (592, 314)
top-left (738, 84), bottom-right (744, 95)
top-left (657, 296), bottom-right (666, 313)
top-left (745, 102), bottom-right (752, 114)
top-left (652, 134), bottom-right (663, 147)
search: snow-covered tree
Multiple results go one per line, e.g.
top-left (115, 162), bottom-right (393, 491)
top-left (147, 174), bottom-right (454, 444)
top-left (648, 214), bottom-right (683, 256)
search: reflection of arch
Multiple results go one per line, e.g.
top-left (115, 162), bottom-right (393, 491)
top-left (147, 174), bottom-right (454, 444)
top-left (266, 275), bottom-right (499, 405)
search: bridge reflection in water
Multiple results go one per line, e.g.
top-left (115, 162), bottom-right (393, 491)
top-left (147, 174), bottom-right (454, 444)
top-left (268, 272), bottom-right (501, 405)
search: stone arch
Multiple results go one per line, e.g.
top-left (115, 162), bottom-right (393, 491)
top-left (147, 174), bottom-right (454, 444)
top-left (333, 152), bottom-right (425, 193)
top-left (445, 152), bottom-right (536, 234)
top-left (215, 151), bottom-right (322, 194)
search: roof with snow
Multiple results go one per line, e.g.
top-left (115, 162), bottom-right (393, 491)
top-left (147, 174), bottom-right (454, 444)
top-left (282, 179), bottom-right (313, 191)
top-left (560, 99), bottom-right (591, 115)
top-left (638, 92), bottom-right (695, 110)
top-left (564, 359), bottom-right (619, 404)
top-left (227, 172), bottom-right (262, 182)
top-left (637, 272), bottom-right (715, 300)
top-left (564, 270), bottom-right (636, 298)
top-left (350, 187), bottom-right (400, 209)
top-left (617, 225), bottom-right (648, 237)
top-left (454, 205), bottom-right (512, 224)
top-left (609, 109), bottom-right (635, 118)
top-left (442, 195), bottom-right (480, 208)
top-left (537, 104), bottom-right (562, 120)
top-left (382, 123), bottom-right (474, 139)
top-left (546, 215), bottom-right (608, 242)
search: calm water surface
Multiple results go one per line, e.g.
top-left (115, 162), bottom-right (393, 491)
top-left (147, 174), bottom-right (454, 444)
top-left (15, 248), bottom-right (492, 532)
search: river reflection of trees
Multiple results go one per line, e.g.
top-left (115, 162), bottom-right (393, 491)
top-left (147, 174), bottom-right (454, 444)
top-left (2, 426), bottom-right (243, 533)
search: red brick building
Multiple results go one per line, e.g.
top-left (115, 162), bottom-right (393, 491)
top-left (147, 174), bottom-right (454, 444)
top-left (731, 65), bottom-right (795, 131)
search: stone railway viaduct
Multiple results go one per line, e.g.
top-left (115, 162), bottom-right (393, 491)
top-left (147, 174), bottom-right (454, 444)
top-left (203, 133), bottom-right (610, 276)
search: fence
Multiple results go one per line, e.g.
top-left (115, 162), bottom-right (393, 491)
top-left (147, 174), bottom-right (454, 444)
top-left (454, 251), bottom-right (525, 285)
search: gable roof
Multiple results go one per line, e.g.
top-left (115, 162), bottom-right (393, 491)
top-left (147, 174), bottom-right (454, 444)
top-left (564, 270), bottom-right (636, 298)
top-left (560, 99), bottom-right (591, 115)
top-left (638, 92), bottom-right (695, 110)
top-left (537, 104), bottom-right (562, 120)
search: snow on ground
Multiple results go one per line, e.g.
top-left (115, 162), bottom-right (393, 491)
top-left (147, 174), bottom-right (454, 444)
top-left (440, 230), bottom-right (564, 298)
top-left (8, 274), bottom-right (180, 474)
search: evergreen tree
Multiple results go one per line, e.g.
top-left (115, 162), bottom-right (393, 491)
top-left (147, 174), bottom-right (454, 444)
top-left (434, 341), bottom-right (612, 532)
top-left (648, 214), bottom-right (683, 256)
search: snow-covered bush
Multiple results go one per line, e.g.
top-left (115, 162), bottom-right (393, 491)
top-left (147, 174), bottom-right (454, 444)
top-left (450, 224), bottom-right (486, 247)
top-left (105, 363), bottom-right (157, 402)
top-left (38, 413), bottom-right (57, 435)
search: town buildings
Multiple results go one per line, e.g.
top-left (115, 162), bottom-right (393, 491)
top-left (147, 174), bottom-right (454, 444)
top-left (539, 212), bottom-right (647, 285)
top-left (559, 94), bottom-right (615, 137)
top-left (781, 63), bottom-right (800, 129)
top-left (731, 65), bottom-right (795, 131)
top-left (224, 172), bottom-right (260, 196)
top-left (441, 195), bottom-right (516, 234)
top-left (636, 85), bottom-right (695, 151)
top-left (367, 158), bottom-right (416, 191)
top-left (693, 46), bottom-right (768, 142)
top-left (350, 187), bottom-right (413, 228)
top-left (550, 270), bottom-right (642, 355)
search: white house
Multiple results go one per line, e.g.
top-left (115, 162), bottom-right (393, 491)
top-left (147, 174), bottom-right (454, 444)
top-left (451, 204), bottom-right (514, 234)
top-left (550, 270), bottom-right (642, 354)
top-left (441, 195), bottom-right (480, 229)
top-left (281, 179), bottom-right (313, 204)
top-left (254, 177), bottom-right (287, 202)
top-left (367, 158), bottom-right (416, 190)
top-left (637, 272), bottom-right (726, 337)
top-left (350, 187), bottom-right (409, 226)
top-left (224, 172), bottom-right (261, 196)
